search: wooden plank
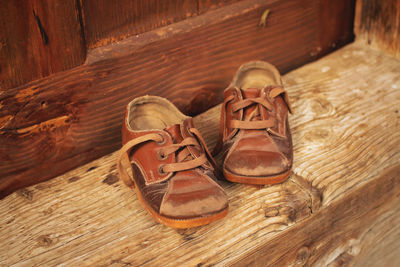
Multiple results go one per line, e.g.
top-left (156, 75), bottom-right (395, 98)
top-left (195, 41), bottom-right (400, 208)
top-left (0, 0), bottom-right (356, 198)
top-left (198, 0), bottom-right (243, 13)
top-left (0, 0), bottom-right (86, 90)
top-left (354, 0), bottom-right (400, 58)
top-left (80, 0), bottom-right (198, 49)
top-left (232, 166), bottom-right (400, 266)
top-left (318, 0), bottom-right (356, 55)
top-left (1, 42), bottom-right (400, 266)
top-left (285, 41), bottom-right (400, 206)
top-left (0, 154), bottom-right (311, 266)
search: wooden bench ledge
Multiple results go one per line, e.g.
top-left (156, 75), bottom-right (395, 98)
top-left (1, 42), bottom-right (400, 266)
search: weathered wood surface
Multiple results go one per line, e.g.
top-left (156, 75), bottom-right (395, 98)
top-left (0, 0), bottom-right (86, 90)
top-left (81, 0), bottom-right (247, 49)
top-left (0, 0), bottom-right (355, 91)
top-left (232, 167), bottom-right (400, 266)
top-left (355, 0), bottom-right (400, 58)
top-left (81, 0), bottom-right (198, 49)
top-left (198, 0), bottom-right (243, 13)
top-left (0, 0), bottom-right (240, 89)
top-left (318, 0), bottom-right (356, 56)
top-left (0, 0), bottom-right (356, 198)
top-left (1, 42), bottom-right (399, 266)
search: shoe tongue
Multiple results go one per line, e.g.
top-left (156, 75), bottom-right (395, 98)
top-left (240, 88), bottom-right (263, 121)
top-left (164, 124), bottom-right (184, 143)
top-left (241, 88), bottom-right (261, 98)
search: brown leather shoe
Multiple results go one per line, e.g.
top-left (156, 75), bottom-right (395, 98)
top-left (214, 61), bottom-right (294, 185)
top-left (117, 96), bottom-right (228, 228)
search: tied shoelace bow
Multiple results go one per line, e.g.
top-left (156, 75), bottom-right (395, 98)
top-left (118, 127), bottom-right (216, 186)
top-left (212, 87), bottom-right (289, 155)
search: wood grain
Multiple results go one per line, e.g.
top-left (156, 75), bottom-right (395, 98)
top-left (232, 166), bottom-right (400, 266)
top-left (0, 154), bottom-right (311, 266)
top-left (355, 0), bottom-right (400, 58)
top-left (318, 0), bottom-right (356, 55)
top-left (286, 41), bottom-right (400, 206)
top-left (198, 0), bottom-right (243, 13)
top-left (80, 0), bottom-right (198, 49)
top-left (0, 0), bottom-right (86, 90)
top-left (0, 0), bottom-right (357, 198)
top-left (1, 42), bottom-right (399, 266)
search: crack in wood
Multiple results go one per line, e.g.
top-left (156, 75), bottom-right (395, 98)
top-left (0, 100), bottom-right (31, 132)
top-left (74, 0), bottom-right (87, 54)
top-left (290, 172), bottom-right (322, 214)
top-left (32, 9), bottom-right (49, 45)
top-left (2, 115), bottom-right (70, 135)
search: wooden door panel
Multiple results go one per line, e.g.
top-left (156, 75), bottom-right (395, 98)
top-left (0, 0), bottom-right (86, 90)
top-left (81, 0), bottom-right (198, 49)
top-left (198, 0), bottom-right (243, 13)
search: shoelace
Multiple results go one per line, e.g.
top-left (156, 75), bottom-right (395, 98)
top-left (213, 87), bottom-right (288, 155)
top-left (118, 127), bottom-right (216, 186)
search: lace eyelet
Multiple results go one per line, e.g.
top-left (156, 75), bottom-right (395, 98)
top-left (156, 134), bottom-right (166, 145)
top-left (157, 150), bottom-right (168, 161)
top-left (158, 165), bottom-right (167, 176)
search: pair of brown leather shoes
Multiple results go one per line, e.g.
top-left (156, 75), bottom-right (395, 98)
top-left (117, 61), bottom-right (293, 228)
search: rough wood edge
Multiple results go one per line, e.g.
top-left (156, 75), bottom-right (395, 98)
top-left (232, 165), bottom-right (400, 266)
top-left (85, 0), bottom-right (270, 64)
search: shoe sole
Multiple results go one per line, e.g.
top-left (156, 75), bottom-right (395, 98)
top-left (122, 174), bottom-right (229, 229)
top-left (223, 168), bottom-right (291, 185)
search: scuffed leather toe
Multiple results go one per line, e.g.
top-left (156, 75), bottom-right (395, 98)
top-left (159, 170), bottom-right (228, 219)
top-left (225, 150), bottom-right (290, 177)
top-left (215, 62), bottom-right (294, 184)
top-left (119, 96), bottom-right (229, 228)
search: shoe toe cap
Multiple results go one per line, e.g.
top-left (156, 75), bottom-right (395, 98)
top-left (225, 150), bottom-right (290, 177)
top-left (159, 171), bottom-right (228, 219)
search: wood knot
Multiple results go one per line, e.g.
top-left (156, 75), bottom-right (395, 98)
top-left (264, 207), bottom-right (279, 217)
top-left (327, 239), bottom-right (360, 266)
top-left (102, 173), bottom-right (119, 185)
top-left (304, 127), bottom-right (332, 143)
top-left (86, 166), bottom-right (98, 172)
top-left (37, 235), bottom-right (53, 247)
top-left (295, 246), bottom-right (310, 266)
top-left (68, 176), bottom-right (80, 183)
top-left (310, 97), bottom-right (333, 115)
top-left (287, 206), bottom-right (298, 222)
top-left (17, 188), bottom-right (33, 201)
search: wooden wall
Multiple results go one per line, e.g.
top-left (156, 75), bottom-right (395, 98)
top-left (0, 0), bottom-right (86, 90)
top-left (81, 0), bottom-right (246, 49)
top-left (0, 0), bottom-right (242, 90)
top-left (0, 0), bottom-right (355, 197)
top-left (80, 0), bottom-right (198, 49)
top-left (355, 0), bottom-right (400, 58)
top-left (1, 0), bottom-right (361, 90)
